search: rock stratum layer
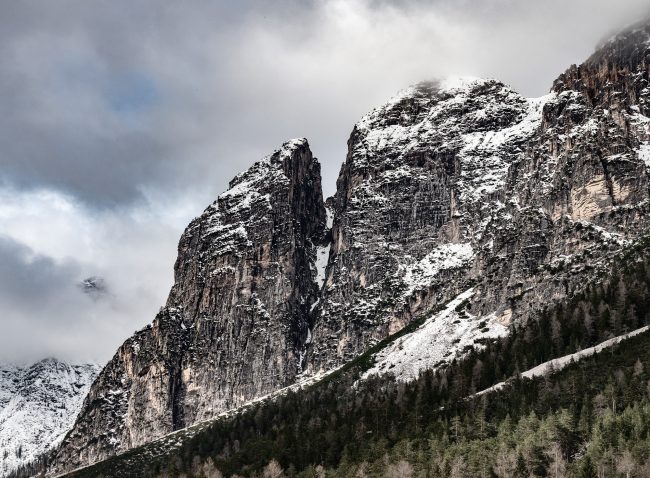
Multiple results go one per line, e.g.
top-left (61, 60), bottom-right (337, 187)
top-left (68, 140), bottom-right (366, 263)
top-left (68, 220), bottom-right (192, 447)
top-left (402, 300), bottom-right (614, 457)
top-left (50, 20), bottom-right (650, 475)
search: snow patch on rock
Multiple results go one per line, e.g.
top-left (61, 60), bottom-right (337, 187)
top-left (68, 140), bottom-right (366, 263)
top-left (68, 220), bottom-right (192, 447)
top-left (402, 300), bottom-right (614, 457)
top-left (362, 289), bottom-right (508, 382)
top-left (638, 141), bottom-right (650, 168)
top-left (400, 243), bottom-right (474, 297)
top-left (458, 94), bottom-right (554, 203)
top-left (314, 244), bottom-right (330, 289)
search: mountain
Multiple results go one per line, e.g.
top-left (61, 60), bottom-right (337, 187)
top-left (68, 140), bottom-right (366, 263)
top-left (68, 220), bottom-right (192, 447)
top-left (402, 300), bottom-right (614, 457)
top-left (0, 359), bottom-right (99, 477)
top-left (47, 18), bottom-right (650, 476)
top-left (309, 77), bottom-right (548, 371)
top-left (49, 139), bottom-right (326, 472)
top-left (309, 19), bottom-right (650, 372)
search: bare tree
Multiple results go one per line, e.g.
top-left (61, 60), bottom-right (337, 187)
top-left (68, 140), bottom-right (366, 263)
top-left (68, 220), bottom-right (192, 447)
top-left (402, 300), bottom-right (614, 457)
top-left (384, 460), bottom-right (414, 478)
top-left (263, 459), bottom-right (285, 478)
top-left (546, 442), bottom-right (567, 478)
top-left (493, 449), bottom-right (517, 478)
top-left (355, 462), bottom-right (369, 478)
top-left (201, 458), bottom-right (223, 478)
top-left (616, 450), bottom-right (636, 478)
top-left (634, 359), bottom-right (644, 377)
top-left (449, 456), bottom-right (468, 478)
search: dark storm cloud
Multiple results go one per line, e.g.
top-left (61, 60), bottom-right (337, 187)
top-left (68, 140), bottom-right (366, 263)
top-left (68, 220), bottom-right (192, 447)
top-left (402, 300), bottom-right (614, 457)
top-left (1, 0), bottom-right (649, 362)
top-left (0, 235), bottom-right (80, 307)
top-left (0, 0), bottom-right (335, 207)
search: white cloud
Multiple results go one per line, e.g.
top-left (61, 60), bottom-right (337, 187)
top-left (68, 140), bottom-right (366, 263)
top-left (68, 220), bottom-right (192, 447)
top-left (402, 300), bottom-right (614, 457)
top-left (0, 187), bottom-right (180, 362)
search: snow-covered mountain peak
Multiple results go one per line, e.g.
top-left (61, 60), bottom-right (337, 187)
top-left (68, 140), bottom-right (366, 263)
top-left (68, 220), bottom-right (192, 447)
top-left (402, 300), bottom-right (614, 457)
top-left (356, 76), bottom-right (521, 129)
top-left (0, 358), bottom-right (100, 477)
top-left (195, 138), bottom-right (317, 258)
top-left (220, 139), bottom-right (305, 207)
top-left (226, 137), bottom-right (308, 191)
top-left (353, 77), bottom-right (532, 170)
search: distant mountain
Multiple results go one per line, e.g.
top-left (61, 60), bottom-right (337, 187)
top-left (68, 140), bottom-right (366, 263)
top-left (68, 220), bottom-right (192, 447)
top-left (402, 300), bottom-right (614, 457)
top-left (44, 17), bottom-right (650, 477)
top-left (0, 359), bottom-right (99, 477)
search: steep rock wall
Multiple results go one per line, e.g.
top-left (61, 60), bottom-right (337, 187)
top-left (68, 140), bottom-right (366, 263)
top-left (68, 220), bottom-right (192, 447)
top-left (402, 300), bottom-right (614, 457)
top-left (50, 139), bottom-right (326, 473)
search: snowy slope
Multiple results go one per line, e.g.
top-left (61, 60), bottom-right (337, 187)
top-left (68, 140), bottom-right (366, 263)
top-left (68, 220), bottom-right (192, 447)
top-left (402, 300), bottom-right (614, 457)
top-left (0, 365), bottom-right (22, 415)
top-left (0, 359), bottom-right (99, 477)
top-left (313, 205), bottom-right (334, 290)
top-left (362, 289), bottom-right (509, 382)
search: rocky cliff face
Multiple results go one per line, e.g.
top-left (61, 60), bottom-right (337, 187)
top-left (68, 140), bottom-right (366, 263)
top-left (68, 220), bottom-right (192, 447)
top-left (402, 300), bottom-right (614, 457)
top-left (311, 20), bottom-right (650, 375)
top-left (50, 139), bottom-right (326, 473)
top-left (471, 21), bottom-right (650, 317)
top-left (48, 20), bottom-right (650, 475)
top-left (307, 77), bottom-right (547, 370)
top-left (0, 359), bottom-right (99, 477)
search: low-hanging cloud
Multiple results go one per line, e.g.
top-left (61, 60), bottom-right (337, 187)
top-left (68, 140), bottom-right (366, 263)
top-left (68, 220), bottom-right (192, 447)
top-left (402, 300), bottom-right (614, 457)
top-left (0, 235), bottom-right (91, 362)
top-left (0, 0), bottom-right (648, 363)
top-left (0, 188), bottom-right (182, 363)
top-left (0, 235), bottom-right (80, 311)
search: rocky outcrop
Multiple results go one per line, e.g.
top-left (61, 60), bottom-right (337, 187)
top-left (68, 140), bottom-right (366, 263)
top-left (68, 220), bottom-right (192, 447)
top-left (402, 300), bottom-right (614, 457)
top-left (50, 139), bottom-right (326, 473)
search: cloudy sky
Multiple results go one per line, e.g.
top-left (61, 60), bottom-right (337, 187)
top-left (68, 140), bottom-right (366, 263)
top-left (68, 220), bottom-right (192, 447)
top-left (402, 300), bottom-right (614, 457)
top-left (1, 0), bottom-right (648, 364)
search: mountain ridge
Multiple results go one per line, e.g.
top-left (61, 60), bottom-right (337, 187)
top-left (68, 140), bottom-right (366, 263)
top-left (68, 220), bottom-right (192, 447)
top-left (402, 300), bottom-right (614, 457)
top-left (41, 17), bottom-right (650, 476)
